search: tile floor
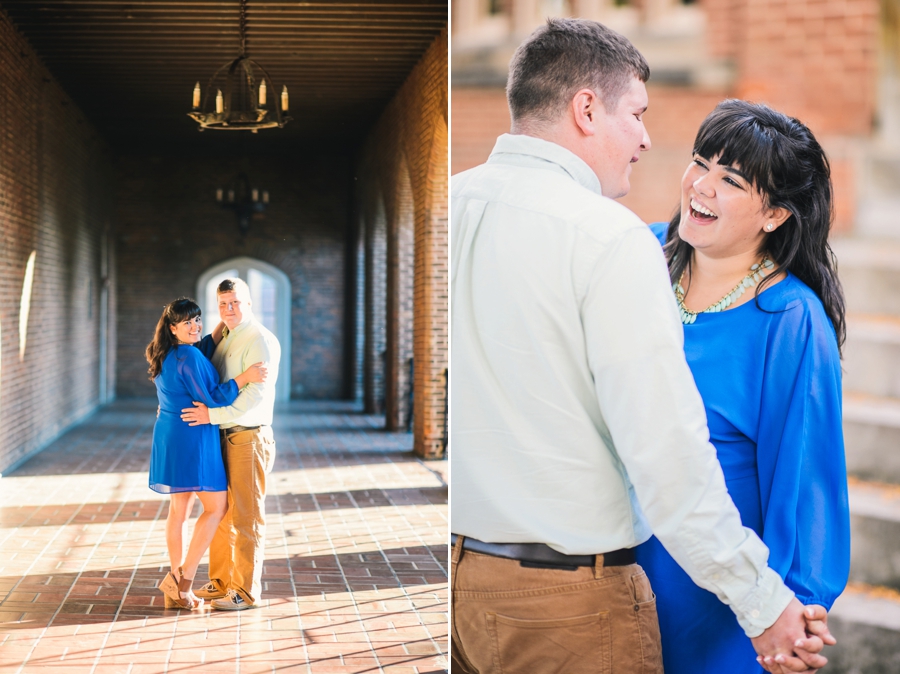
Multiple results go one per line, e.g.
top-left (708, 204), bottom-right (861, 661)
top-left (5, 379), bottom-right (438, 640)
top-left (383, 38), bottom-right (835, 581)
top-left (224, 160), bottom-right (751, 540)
top-left (0, 400), bottom-right (448, 673)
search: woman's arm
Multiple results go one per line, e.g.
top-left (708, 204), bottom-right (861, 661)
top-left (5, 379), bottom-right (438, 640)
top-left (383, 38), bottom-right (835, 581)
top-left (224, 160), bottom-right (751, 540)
top-left (175, 349), bottom-right (241, 409)
top-left (757, 303), bottom-right (850, 609)
top-left (211, 321), bottom-right (226, 345)
top-left (233, 362), bottom-right (267, 389)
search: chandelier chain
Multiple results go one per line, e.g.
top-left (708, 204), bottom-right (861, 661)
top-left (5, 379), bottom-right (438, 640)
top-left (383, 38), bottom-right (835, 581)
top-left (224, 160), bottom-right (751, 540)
top-left (239, 0), bottom-right (247, 56)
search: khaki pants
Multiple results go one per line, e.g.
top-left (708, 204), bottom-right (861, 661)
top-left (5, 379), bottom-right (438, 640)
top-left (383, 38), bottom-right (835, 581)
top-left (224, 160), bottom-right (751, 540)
top-left (451, 537), bottom-right (663, 674)
top-left (208, 426), bottom-right (276, 605)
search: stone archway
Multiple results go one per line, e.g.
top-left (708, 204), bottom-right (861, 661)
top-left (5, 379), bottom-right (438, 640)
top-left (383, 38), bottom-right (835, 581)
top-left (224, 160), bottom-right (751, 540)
top-left (197, 257), bottom-right (292, 402)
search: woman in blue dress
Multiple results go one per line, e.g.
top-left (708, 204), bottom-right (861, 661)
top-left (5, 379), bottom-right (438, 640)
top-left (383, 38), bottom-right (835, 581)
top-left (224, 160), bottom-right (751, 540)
top-left (634, 100), bottom-right (851, 674)
top-left (146, 298), bottom-right (266, 609)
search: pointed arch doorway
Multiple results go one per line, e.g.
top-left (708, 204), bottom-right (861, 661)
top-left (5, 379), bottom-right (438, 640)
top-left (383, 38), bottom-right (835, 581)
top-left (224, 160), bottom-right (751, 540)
top-left (197, 257), bottom-right (291, 402)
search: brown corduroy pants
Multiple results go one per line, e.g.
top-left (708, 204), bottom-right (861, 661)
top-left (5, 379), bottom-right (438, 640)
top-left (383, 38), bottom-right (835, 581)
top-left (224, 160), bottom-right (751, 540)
top-left (450, 537), bottom-right (664, 674)
top-left (207, 426), bottom-right (276, 605)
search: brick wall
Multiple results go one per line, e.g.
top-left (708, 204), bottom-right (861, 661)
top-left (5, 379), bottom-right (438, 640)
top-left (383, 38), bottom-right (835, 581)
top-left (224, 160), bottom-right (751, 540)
top-left (702, 0), bottom-right (879, 137)
top-left (0, 9), bottom-right (117, 474)
top-left (114, 154), bottom-right (352, 400)
top-left (356, 29), bottom-right (449, 457)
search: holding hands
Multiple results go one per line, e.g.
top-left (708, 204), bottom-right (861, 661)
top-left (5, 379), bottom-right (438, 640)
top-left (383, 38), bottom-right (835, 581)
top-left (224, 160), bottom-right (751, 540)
top-left (753, 601), bottom-right (835, 674)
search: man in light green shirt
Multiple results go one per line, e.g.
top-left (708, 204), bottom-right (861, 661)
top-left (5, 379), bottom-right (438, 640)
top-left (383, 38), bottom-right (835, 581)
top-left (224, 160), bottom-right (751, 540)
top-left (182, 277), bottom-right (280, 610)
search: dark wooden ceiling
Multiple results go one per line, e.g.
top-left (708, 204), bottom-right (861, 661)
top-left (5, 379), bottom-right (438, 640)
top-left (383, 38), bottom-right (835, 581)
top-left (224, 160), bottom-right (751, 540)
top-left (1, 0), bottom-right (447, 153)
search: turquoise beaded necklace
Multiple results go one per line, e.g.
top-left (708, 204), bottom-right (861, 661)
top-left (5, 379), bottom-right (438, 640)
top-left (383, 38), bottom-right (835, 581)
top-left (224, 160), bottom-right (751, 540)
top-left (674, 257), bottom-right (775, 325)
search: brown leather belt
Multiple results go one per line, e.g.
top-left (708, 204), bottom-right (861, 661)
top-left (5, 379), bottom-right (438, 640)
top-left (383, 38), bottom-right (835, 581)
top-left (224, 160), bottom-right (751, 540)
top-left (221, 425), bottom-right (262, 435)
top-left (450, 534), bottom-right (635, 568)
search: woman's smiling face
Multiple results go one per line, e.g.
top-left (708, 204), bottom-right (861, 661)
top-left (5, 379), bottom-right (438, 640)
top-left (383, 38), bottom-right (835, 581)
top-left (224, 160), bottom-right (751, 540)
top-left (169, 315), bottom-right (202, 344)
top-left (679, 153), bottom-right (787, 259)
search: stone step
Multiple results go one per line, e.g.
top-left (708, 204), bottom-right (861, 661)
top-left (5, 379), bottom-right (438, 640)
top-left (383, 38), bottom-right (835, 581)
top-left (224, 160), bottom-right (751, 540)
top-left (827, 583), bottom-right (900, 673)
top-left (847, 478), bottom-right (900, 590)
top-left (832, 237), bottom-right (900, 316)
top-left (844, 316), bottom-right (900, 400)
top-left (844, 314), bottom-right (900, 398)
top-left (843, 392), bottom-right (900, 484)
top-left (856, 196), bottom-right (900, 240)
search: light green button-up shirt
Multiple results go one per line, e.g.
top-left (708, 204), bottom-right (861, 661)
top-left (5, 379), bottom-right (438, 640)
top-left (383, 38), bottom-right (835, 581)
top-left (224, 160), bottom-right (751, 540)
top-left (451, 133), bottom-right (794, 637)
top-left (207, 316), bottom-right (281, 429)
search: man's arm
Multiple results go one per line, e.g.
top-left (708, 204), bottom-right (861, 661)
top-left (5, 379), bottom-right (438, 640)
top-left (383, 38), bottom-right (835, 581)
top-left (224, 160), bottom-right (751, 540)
top-left (582, 226), bottom-right (822, 670)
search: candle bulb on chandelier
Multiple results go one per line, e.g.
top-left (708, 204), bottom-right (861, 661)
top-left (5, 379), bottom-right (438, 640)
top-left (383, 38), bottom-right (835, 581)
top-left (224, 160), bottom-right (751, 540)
top-left (281, 86), bottom-right (289, 112)
top-left (216, 90), bottom-right (224, 114)
top-left (252, 189), bottom-right (259, 202)
top-left (258, 80), bottom-right (267, 107)
top-left (192, 82), bottom-right (201, 109)
top-left (216, 188), bottom-right (223, 202)
top-left (262, 191), bottom-right (269, 204)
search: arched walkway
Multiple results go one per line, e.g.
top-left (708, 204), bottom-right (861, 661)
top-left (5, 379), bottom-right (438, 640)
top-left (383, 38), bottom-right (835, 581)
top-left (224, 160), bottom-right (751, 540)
top-left (0, 400), bottom-right (448, 671)
top-left (197, 257), bottom-right (292, 402)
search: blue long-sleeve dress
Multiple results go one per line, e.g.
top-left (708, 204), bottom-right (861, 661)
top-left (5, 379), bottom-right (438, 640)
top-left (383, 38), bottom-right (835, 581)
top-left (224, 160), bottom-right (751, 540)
top-left (634, 222), bottom-right (851, 674)
top-left (149, 335), bottom-right (238, 494)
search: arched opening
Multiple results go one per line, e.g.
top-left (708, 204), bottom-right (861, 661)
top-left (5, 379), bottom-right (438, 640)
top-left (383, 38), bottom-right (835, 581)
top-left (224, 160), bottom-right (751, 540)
top-left (364, 192), bottom-right (388, 413)
top-left (385, 158), bottom-right (415, 431)
top-left (196, 257), bottom-right (291, 402)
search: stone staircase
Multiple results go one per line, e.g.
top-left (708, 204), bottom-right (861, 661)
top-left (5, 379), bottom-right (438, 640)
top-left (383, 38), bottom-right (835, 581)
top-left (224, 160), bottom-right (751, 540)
top-left (825, 151), bottom-right (900, 671)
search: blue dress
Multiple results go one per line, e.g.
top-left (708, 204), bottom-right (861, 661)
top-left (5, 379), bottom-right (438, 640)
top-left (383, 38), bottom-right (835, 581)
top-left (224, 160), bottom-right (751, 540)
top-left (634, 222), bottom-right (851, 674)
top-left (149, 336), bottom-right (239, 494)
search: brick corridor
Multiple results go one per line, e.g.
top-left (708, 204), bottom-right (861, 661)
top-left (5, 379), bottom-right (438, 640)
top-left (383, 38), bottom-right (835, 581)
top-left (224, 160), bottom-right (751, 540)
top-left (0, 400), bottom-right (448, 673)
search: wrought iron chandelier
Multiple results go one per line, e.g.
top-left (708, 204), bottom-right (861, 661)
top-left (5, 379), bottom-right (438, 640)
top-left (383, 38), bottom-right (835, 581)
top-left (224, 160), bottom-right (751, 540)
top-left (216, 174), bottom-right (268, 235)
top-left (188, 0), bottom-right (291, 132)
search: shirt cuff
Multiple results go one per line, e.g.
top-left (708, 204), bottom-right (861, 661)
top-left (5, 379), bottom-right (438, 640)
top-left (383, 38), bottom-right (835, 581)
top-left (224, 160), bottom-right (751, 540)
top-left (733, 568), bottom-right (796, 637)
top-left (208, 406), bottom-right (225, 425)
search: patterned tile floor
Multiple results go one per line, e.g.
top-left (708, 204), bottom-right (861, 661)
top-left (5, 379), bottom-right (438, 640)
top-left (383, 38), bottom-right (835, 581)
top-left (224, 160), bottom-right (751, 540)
top-left (0, 399), bottom-right (448, 673)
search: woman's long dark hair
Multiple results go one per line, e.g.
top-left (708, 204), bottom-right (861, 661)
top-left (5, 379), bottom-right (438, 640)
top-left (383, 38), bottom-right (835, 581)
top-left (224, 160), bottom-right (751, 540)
top-left (663, 99), bottom-right (845, 353)
top-left (145, 298), bottom-right (201, 380)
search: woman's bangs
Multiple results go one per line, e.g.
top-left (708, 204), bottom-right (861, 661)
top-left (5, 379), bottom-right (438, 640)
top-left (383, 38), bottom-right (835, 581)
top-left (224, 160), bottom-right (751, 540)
top-left (694, 116), bottom-right (775, 194)
top-left (168, 300), bottom-right (201, 324)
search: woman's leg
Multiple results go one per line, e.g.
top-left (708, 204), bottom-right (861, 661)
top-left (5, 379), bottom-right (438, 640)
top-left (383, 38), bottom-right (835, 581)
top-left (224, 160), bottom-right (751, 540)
top-left (165, 492), bottom-right (196, 572)
top-left (180, 490), bottom-right (228, 582)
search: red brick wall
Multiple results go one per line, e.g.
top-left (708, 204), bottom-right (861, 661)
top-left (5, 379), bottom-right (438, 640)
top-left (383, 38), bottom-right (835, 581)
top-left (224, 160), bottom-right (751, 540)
top-left (0, 9), bottom-right (117, 474)
top-left (114, 154), bottom-right (352, 400)
top-left (356, 30), bottom-right (449, 456)
top-left (451, 88), bottom-right (512, 177)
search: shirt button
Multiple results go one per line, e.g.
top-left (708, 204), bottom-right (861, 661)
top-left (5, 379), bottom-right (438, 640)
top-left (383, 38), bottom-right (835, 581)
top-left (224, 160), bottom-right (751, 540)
top-left (751, 610), bottom-right (760, 618)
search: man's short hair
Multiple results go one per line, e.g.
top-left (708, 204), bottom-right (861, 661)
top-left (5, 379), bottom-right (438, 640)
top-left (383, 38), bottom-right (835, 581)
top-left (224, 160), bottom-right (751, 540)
top-left (507, 18), bottom-right (650, 125)
top-left (217, 277), bottom-right (252, 302)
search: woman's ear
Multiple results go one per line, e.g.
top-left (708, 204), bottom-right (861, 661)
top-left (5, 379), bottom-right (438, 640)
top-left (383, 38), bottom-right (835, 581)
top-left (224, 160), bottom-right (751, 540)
top-left (766, 206), bottom-right (791, 231)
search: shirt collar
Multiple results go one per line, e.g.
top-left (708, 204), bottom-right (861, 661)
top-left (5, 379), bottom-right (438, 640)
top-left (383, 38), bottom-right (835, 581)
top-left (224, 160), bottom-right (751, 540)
top-left (221, 317), bottom-right (253, 340)
top-left (487, 133), bottom-right (603, 196)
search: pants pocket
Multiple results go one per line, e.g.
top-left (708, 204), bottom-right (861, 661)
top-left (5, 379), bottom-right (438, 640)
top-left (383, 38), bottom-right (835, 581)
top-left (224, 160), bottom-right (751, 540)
top-left (486, 611), bottom-right (611, 674)
top-left (630, 571), bottom-right (663, 674)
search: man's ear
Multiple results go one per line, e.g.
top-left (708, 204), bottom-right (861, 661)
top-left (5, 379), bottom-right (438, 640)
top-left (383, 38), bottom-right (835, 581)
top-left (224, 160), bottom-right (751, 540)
top-left (571, 88), bottom-right (600, 137)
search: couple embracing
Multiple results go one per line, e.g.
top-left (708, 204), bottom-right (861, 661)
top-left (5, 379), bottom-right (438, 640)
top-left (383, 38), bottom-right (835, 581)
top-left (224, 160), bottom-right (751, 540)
top-left (145, 277), bottom-right (281, 612)
top-left (451, 18), bottom-right (849, 674)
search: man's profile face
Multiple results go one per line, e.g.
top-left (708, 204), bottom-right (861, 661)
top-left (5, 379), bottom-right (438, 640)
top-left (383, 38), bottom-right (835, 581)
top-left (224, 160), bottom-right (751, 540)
top-left (217, 290), bottom-right (247, 330)
top-left (592, 77), bottom-right (651, 199)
